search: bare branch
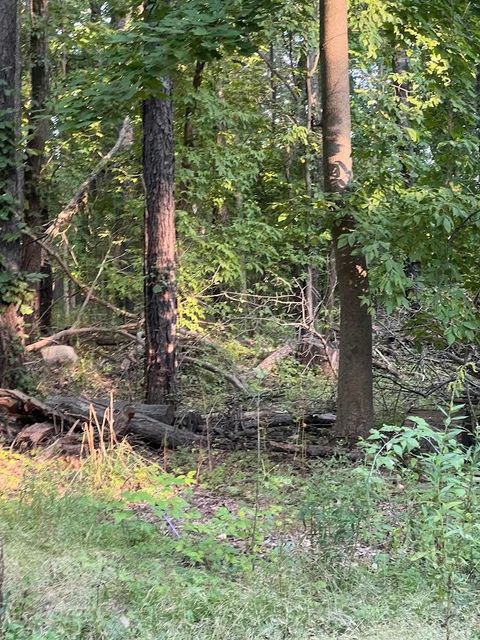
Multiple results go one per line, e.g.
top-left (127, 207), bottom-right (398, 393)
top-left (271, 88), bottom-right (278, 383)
top-left (45, 116), bottom-right (133, 239)
top-left (26, 325), bottom-right (142, 352)
top-left (22, 229), bottom-right (137, 319)
top-left (180, 355), bottom-right (253, 395)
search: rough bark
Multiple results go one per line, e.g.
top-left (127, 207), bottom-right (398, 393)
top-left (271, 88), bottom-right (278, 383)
top-left (23, 0), bottom-right (51, 335)
top-left (0, 0), bottom-right (25, 388)
top-left (320, 0), bottom-right (374, 439)
top-left (143, 79), bottom-right (177, 403)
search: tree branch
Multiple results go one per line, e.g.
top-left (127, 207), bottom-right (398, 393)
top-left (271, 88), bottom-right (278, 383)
top-left (26, 325), bottom-right (141, 352)
top-left (257, 51), bottom-right (300, 103)
top-left (45, 116), bottom-right (133, 239)
top-left (181, 355), bottom-right (253, 395)
top-left (22, 229), bottom-right (137, 319)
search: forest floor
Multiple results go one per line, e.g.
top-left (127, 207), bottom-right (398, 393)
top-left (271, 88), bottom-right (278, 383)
top-left (2, 330), bottom-right (479, 639)
top-left (1, 443), bottom-right (480, 640)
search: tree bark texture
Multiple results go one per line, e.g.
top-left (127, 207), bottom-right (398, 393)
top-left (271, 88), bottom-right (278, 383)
top-left (320, 0), bottom-right (374, 439)
top-left (143, 78), bottom-right (177, 404)
top-left (0, 0), bottom-right (25, 388)
top-left (23, 0), bottom-right (51, 334)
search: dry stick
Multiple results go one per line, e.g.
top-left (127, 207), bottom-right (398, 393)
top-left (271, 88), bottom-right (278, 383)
top-left (180, 355), bottom-right (253, 395)
top-left (73, 245), bottom-right (112, 327)
top-left (26, 325), bottom-right (141, 352)
top-left (45, 117), bottom-right (133, 239)
top-left (257, 51), bottom-right (301, 104)
top-left (22, 229), bottom-right (136, 319)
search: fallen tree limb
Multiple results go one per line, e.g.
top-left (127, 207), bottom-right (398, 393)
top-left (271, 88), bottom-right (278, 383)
top-left (180, 355), bottom-right (253, 396)
top-left (47, 396), bottom-right (199, 448)
top-left (26, 325), bottom-right (142, 352)
top-left (22, 230), bottom-right (136, 319)
top-left (205, 409), bottom-right (336, 431)
top-left (252, 342), bottom-right (295, 374)
top-left (268, 440), bottom-right (362, 461)
top-left (46, 117), bottom-right (133, 239)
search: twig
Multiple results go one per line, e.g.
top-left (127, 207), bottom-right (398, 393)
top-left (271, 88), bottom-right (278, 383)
top-left (22, 229), bottom-right (136, 319)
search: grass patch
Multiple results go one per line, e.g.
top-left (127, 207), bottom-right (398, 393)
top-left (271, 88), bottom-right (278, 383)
top-left (0, 448), bottom-right (479, 639)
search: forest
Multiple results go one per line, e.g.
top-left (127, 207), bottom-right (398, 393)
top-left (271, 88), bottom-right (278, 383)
top-left (1, 0), bottom-right (480, 638)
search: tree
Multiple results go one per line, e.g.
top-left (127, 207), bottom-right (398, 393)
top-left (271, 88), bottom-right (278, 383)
top-left (0, 0), bottom-right (25, 388)
top-left (143, 3), bottom-right (177, 404)
top-left (22, 0), bottom-right (52, 335)
top-left (320, 0), bottom-right (374, 438)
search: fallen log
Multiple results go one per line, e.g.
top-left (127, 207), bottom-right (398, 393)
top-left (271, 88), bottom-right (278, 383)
top-left (0, 390), bottom-right (199, 449)
top-left (46, 396), bottom-right (200, 449)
top-left (204, 409), bottom-right (336, 433)
top-left (268, 440), bottom-right (362, 461)
top-left (0, 389), bottom-right (337, 453)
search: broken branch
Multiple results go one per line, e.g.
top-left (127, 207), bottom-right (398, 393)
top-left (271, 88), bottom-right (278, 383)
top-left (46, 117), bottom-right (133, 239)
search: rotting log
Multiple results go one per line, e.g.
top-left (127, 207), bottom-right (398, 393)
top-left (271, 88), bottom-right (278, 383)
top-left (46, 396), bottom-right (199, 448)
top-left (0, 390), bottom-right (199, 449)
top-left (0, 388), bottom-right (337, 452)
top-left (268, 440), bottom-right (362, 460)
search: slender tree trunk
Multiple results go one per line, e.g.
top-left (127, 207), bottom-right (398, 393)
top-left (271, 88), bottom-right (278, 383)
top-left (393, 49), bottom-right (413, 187)
top-left (0, 0), bottom-right (25, 387)
top-left (269, 43), bottom-right (277, 131)
top-left (183, 60), bottom-right (205, 153)
top-left (320, 0), bottom-right (373, 439)
top-left (143, 77), bottom-right (177, 403)
top-left (23, 0), bottom-right (52, 335)
top-left (304, 25), bottom-right (321, 334)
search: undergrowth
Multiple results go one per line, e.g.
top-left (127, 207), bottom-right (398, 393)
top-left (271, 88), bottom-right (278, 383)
top-left (0, 428), bottom-right (480, 640)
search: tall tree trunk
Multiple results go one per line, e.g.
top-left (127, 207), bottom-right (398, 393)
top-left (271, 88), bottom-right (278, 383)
top-left (320, 0), bottom-right (373, 439)
top-left (392, 49), bottom-right (413, 187)
top-left (0, 0), bottom-right (25, 388)
top-left (143, 77), bottom-right (177, 403)
top-left (183, 60), bottom-right (205, 153)
top-left (304, 24), bottom-right (321, 335)
top-left (23, 0), bottom-right (51, 335)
